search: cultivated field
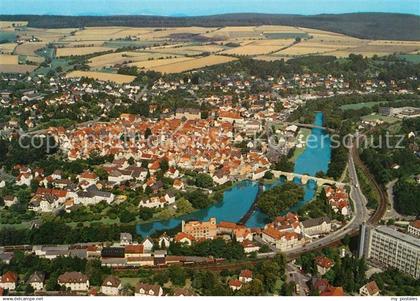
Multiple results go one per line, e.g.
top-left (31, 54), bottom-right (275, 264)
top-left (222, 39), bottom-right (294, 55)
top-left (56, 46), bottom-right (113, 57)
top-left (144, 55), bottom-right (238, 73)
top-left (66, 70), bottom-right (136, 84)
top-left (14, 42), bottom-right (47, 56)
top-left (17, 28), bottom-right (76, 42)
top-left (1, 23), bottom-right (420, 75)
top-left (0, 43), bottom-right (17, 54)
top-left (0, 21), bottom-right (27, 29)
top-left (128, 56), bottom-right (195, 69)
top-left (0, 64), bottom-right (37, 73)
top-left (0, 54), bottom-right (19, 64)
top-left (88, 51), bottom-right (180, 68)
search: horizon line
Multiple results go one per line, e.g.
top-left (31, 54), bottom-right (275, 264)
top-left (0, 11), bottom-right (419, 17)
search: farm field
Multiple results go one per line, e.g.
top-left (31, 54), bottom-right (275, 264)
top-left (14, 42), bottom-right (47, 56)
top-left (0, 54), bottom-right (19, 64)
top-left (0, 43), bottom-right (17, 54)
top-left (147, 55), bottom-right (238, 73)
top-left (1, 24), bottom-right (420, 75)
top-left (128, 56), bottom-right (196, 69)
top-left (0, 21), bottom-right (27, 29)
top-left (17, 28), bottom-right (76, 42)
top-left (88, 51), bottom-right (181, 68)
top-left (0, 64), bottom-right (37, 73)
top-left (66, 70), bottom-right (136, 84)
top-left (56, 46), bottom-right (113, 57)
top-left (222, 39), bottom-right (294, 55)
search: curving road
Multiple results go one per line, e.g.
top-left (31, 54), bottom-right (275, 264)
top-left (256, 137), bottom-right (370, 260)
top-left (284, 139), bottom-right (369, 258)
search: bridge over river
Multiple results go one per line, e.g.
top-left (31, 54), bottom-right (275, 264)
top-left (271, 170), bottom-right (347, 187)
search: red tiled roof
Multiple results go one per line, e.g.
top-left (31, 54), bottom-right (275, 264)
top-left (218, 221), bottom-right (239, 230)
top-left (174, 232), bottom-right (195, 242)
top-left (229, 279), bottom-right (242, 287)
top-left (315, 256), bottom-right (334, 269)
top-left (1, 271), bottom-right (17, 283)
top-left (320, 286), bottom-right (344, 296)
top-left (365, 281), bottom-right (380, 295)
top-left (240, 269), bottom-right (253, 278)
top-left (125, 245), bottom-right (144, 254)
top-left (410, 220), bottom-right (420, 229)
top-left (263, 227), bottom-right (282, 240)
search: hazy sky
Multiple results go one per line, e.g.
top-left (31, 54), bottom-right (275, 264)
top-left (0, 0), bottom-right (419, 16)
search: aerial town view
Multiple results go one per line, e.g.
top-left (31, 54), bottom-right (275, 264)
top-left (0, 0), bottom-right (419, 299)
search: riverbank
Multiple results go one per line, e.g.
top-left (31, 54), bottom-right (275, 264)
top-left (136, 112), bottom-right (332, 236)
top-left (289, 128), bottom-right (311, 163)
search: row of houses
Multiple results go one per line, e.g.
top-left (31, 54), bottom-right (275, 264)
top-left (261, 213), bottom-right (335, 251)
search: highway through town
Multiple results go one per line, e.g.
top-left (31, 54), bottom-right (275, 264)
top-left (256, 137), bottom-right (371, 261)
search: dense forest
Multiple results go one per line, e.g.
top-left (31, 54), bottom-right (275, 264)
top-left (0, 221), bottom-right (138, 246)
top-left (394, 178), bottom-right (420, 216)
top-left (0, 13), bottom-right (419, 40)
top-left (257, 182), bottom-right (304, 219)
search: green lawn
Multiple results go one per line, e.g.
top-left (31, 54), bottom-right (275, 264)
top-left (399, 54), bottom-right (420, 63)
top-left (264, 32), bottom-right (309, 39)
top-left (120, 277), bottom-right (140, 287)
top-left (340, 101), bottom-right (385, 111)
top-left (103, 40), bottom-right (157, 48)
top-left (361, 114), bottom-right (400, 124)
top-left (32, 57), bottom-right (75, 75)
top-left (340, 99), bottom-right (413, 111)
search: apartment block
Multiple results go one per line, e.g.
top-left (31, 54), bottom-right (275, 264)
top-left (359, 224), bottom-right (420, 279)
top-left (182, 218), bottom-right (217, 240)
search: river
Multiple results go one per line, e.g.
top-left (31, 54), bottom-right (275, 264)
top-left (136, 112), bottom-right (331, 237)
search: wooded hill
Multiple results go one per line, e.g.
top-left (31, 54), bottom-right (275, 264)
top-left (0, 13), bottom-right (419, 41)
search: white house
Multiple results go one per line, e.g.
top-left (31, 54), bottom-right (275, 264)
top-left (174, 232), bottom-right (195, 246)
top-left (164, 192), bottom-right (176, 205)
top-left (139, 197), bottom-right (165, 209)
top-left (27, 272), bottom-right (45, 291)
top-left (78, 171), bottom-right (99, 185)
top-left (228, 279), bottom-right (242, 291)
top-left (239, 270), bottom-right (253, 283)
top-left (359, 281), bottom-right (380, 296)
top-left (142, 238), bottom-right (154, 253)
top-left (16, 173), bottom-right (32, 186)
top-left (241, 240), bottom-right (260, 254)
top-left (252, 168), bottom-right (267, 180)
top-left (301, 217), bottom-right (332, 237)
top-left (213, 170), bottom-right (230, 185)
top-left (134, 283), bottom-right (163, 296)
top-left (101, 276), bottom-right (122, 296)
top-left (3, 196), bottom-right (17, 208)
top-left (158, 233), bottom-right (171, 248)
top-left (0, 272), bottom-right (18, 290)
top-left (57, 272), bottom-right (89, 291)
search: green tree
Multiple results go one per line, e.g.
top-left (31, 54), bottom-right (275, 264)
top-left (257, 182), bottom-right (304, 219)
top-left (195, 173), bottom-right (214, 188)
top-left (168, 266), bottom-right (186, 286)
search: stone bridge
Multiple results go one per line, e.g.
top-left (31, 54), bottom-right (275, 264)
top-left (271, 170), bottom-right (347, 187)
top-left (272, 121), bottom-right (337, 133)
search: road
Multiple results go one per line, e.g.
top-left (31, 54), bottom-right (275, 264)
top-left (286, 262), bottom-right (310, 296)
top-left (256, 138), bottom-right (370, 260)
top-left (351, 131), bottom-right (388, 224)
